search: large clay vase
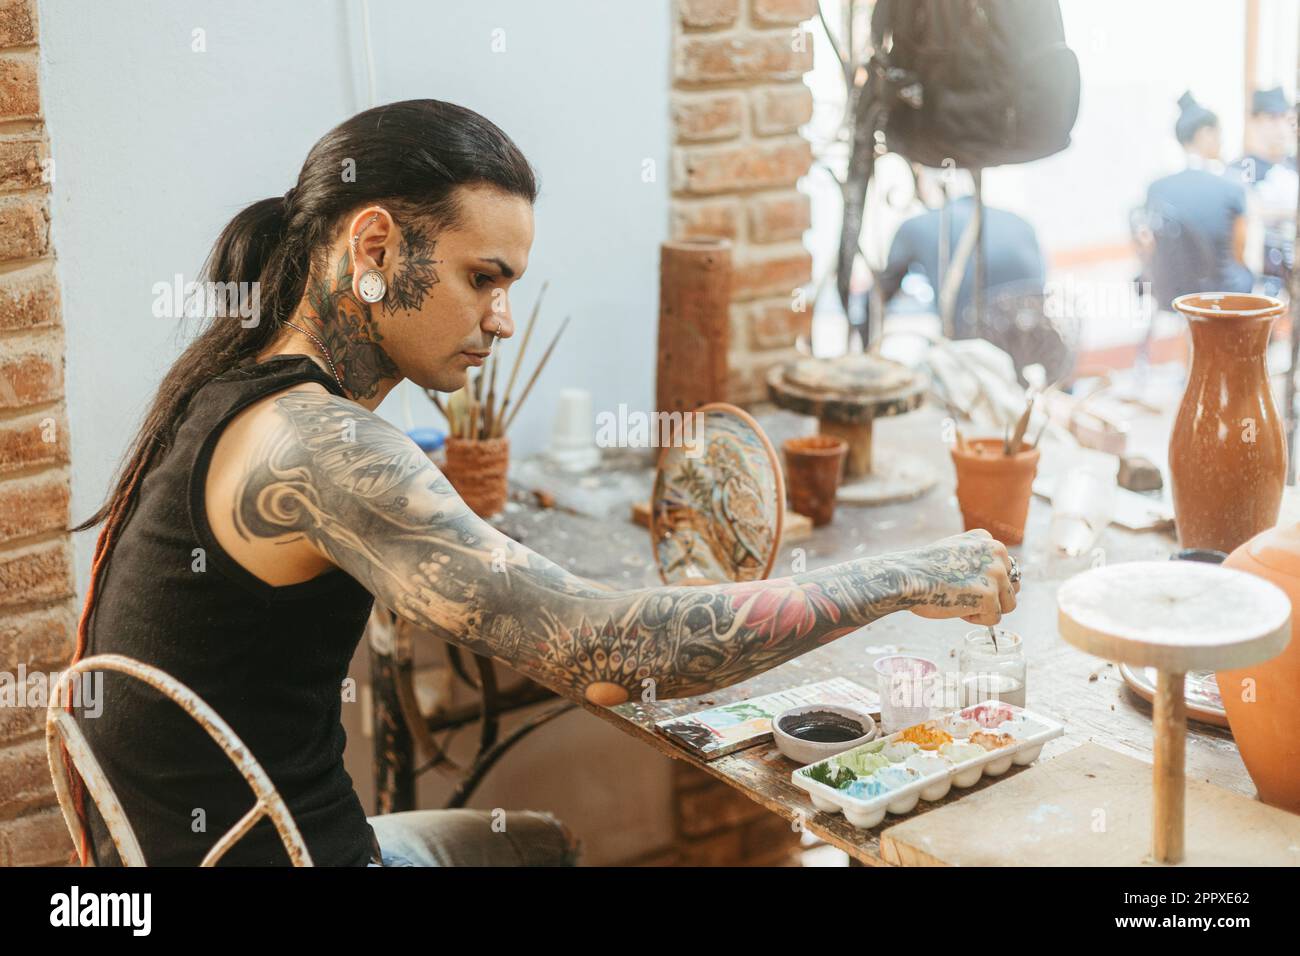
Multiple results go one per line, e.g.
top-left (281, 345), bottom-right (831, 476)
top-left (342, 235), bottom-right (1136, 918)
top-left (1168, 293), bottom-right (1287, 553)
top-left (1218, 523), bottom-right (1300, 813)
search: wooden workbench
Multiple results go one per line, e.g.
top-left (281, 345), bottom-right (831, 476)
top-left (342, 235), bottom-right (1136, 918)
top-left (498, 401), bottom-right (1255, 866)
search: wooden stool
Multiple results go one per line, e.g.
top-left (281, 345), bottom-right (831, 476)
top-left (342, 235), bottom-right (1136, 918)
top-left (1057, 560), bottom-right (1291, 863)
top-left (766, 354), bottom-right (934, 506)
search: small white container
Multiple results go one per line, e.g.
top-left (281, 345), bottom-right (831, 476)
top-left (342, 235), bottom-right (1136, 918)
top-left (547, 388), bottom-right (600, 472)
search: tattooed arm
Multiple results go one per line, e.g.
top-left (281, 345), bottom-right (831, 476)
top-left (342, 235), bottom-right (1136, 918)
top-left (234, 390), bottom-right (1016, 706)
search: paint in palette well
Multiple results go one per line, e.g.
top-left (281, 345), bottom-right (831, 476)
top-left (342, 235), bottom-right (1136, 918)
top-left (838, 749), bottom-right (892, 776)
top-left (899, 721), bottom-right (953, 750)
top-left (843, 766), bottom-right (920, 800)
top-left (961, 702), bottom-right (1018, 728)
top-left (881, 740), bottom-right (920, 763)
top-left (940, 741), bottom-right (987, 763)
top-left (904, 752), bottom-right (950, 777)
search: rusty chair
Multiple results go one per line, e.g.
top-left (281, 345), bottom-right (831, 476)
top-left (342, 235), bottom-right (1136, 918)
top-left (46, 653), bottom-right (312, 866)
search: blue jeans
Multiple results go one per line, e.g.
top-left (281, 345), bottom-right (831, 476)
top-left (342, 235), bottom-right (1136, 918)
top-left (364, 809), bottom-right (579, 867)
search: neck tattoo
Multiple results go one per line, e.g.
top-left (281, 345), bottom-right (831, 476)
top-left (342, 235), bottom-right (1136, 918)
top-left (283, 319), bottom-right (347, 395)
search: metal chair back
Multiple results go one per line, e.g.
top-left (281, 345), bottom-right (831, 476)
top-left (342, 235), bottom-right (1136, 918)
top-left (46, 653), bottom-right (312, 866)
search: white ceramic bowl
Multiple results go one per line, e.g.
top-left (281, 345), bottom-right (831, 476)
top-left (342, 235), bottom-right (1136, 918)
top-left (772, 704), bottom-right (876, 765)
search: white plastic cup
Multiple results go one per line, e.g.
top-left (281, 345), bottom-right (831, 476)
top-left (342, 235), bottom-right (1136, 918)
top-left (872, 654), bottom-right (938, 734)
top-left (548, 388), bottom-right (599, 471)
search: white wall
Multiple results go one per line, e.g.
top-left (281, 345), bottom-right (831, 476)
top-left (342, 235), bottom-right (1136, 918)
top-left (40, 0), bottom-right (671, 598)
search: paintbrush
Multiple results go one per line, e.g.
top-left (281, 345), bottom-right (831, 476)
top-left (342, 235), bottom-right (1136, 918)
top-left (494, 281), bottom-right (549, 438)
top-left (501, 315), bottom-right (571, 434)
top-left (483, 350), bottom-right (499, 439)
top-left (446, 386), bottom-right (469, 439)
top-left (1004, 395), bottom-right (1035, 455)
top-left (425, 389), bottom-right (449, 426)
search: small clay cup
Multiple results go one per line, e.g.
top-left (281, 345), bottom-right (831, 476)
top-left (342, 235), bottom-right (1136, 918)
top-left (444, 436), bottom-right (510, 518)
top-left (782, 434), bottom-right (848, 527)
top-left (950, 437), bottom-right (1041, 546)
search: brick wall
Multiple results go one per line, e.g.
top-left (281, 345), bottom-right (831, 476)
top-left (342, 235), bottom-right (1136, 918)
top-left (662, 0), bottom-right (814, 867)
top-left (671, 0), bottom-right (816, 405)
top-left (0, 0), bottom-right (77, 866)
top-left (625, 762), bottom-right (801, 866)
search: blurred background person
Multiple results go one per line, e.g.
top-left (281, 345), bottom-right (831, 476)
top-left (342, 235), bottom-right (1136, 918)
top-left (1140, 91), bottom-right (1252, 310)
top-left (1227, 86), bottom-right (1297, 296)
top-left (874, 167), bottom-right (1046, 340)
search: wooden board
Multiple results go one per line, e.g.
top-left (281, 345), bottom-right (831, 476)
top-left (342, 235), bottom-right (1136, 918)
top-left (879, 742), bottom-right (1300, 866)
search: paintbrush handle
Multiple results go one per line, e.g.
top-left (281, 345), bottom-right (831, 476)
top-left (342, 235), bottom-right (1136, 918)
top-left (501, 315), bottom-right (570, 435)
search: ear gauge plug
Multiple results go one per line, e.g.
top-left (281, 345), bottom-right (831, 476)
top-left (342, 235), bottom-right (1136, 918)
top-left (351, 212), bottom-right (385, 302)
top-left (357, 269), bottom-right (387, 303)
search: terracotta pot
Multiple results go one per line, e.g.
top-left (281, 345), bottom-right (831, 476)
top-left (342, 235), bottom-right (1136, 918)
top-left (782, 434), bottom-right (848, 527)
top-left (1168, 293), bottom-right (1287, 553)
top-left (950, 438), bottom-right (1040, 546)
top-left (443, 436), bottom-right (510, 518)
top-left (1218, 522), bottom-right (1300, 813)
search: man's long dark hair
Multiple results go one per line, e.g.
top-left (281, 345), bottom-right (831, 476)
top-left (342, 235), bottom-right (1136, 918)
top-left (61, 100), bottom-right (536, 863)
top-left (75, 99), bottom-right (536, 538)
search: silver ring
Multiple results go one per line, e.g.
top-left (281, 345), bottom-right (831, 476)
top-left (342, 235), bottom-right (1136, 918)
top-left (1008, 557), bottom-right (1021, 585)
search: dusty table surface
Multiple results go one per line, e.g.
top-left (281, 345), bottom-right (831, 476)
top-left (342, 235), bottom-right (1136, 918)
top-left (498, 402), bottom-right (1253, 866)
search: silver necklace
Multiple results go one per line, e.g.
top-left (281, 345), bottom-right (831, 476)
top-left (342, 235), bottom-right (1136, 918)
top-left (283, 320), bottom-right (346, 394)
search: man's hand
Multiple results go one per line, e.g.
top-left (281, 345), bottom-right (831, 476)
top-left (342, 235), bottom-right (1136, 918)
top-left (902, 529), bottom-right (1018, 626)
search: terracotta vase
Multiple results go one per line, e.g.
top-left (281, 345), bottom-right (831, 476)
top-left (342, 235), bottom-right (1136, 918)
top-left (443, 436), bottom-right (510, 518)
top-left (950, 438), bottom-right (1040, 546)
top-left (1218, 522), bottom-right (1300, 813)
top-left (1168, 293), bottom-right (1287, 553)
top-left (782, 434), bottom-right (848, 527)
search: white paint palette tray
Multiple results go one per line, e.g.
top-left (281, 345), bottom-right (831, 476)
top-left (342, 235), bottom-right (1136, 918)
top-left (790, 702), bottom-right (1065, 829)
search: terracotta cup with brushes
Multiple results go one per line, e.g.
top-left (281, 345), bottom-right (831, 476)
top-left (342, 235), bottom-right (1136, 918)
top-left (444, 435), bottom-right (510, 519)
top-left (950, 399), bottom-right (1040, 546)
top-left (950, 439), bottom-right (1040, 545)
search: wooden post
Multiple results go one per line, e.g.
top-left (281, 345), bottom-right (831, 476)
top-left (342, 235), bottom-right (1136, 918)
top-left (657, 239), bottom-right (731, 418)
top-left (1152, 670), bottom-right (1187, 863)
top-left (820, 419), bottom-right (874, 477)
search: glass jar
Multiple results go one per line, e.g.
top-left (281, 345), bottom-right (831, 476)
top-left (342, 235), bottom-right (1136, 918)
top-left (959, 628), bottom-right (1026, 708)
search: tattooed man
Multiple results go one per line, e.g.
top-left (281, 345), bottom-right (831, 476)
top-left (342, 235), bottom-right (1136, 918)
top-left (76, 102), bottom-right (1016, 867)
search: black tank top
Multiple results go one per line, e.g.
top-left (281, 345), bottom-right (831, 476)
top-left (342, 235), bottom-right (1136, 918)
top-left (78, 355), bottom-right (378, 866)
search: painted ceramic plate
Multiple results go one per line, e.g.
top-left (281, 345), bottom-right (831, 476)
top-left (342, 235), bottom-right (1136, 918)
top-left (1119, 663), bottom-right (1229, 729)
top-left (649, 402), bottom-right (784, 585)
